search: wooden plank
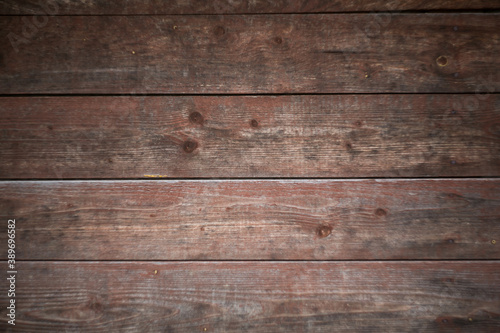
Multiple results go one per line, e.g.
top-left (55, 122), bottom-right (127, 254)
top-left (1, 179), bottom-right (499, 260)
top-left (2, 0), bottom-right (500, 15)
top-left (0, 261), bottom-right (499, 332)
top-left (1, 95), bottom-right (499, 179)
top-left (1, 14), bottom-right (499, 94)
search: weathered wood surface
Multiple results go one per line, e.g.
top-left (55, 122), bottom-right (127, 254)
top-left (1, 14), bottom-right (499, 94)
top-left (1, 95), bottom-right (499, 179)
top-left (2, 0), bottom-right (500, 15)
top-left (1, 179), bottom-right (498, 260)
top-left (0, 261), bottom-right (499, 332)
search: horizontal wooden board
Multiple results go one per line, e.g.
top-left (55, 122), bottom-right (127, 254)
top-left (1, 179), bottom-right (499, 260)
top-left (1, 14), bottom-right (499, 94)
top-left (1, 95), bottom-right (499, 179)
top-left (1, 261), bottom-right (499, 332)
top-left (2, 0), bottom-right (500, 15)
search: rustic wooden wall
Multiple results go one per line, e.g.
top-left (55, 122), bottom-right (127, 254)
top-left (0, 1), bottom-right (499, 332)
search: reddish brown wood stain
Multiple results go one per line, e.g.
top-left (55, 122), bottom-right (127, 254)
top-left (0, 14), bottom-right (499, 94)
top-left (0, 2), bottom-right (499, 332)
top-left (0, 179), bottom-right (498, 260)
top-left (0, 95), bottom-right (499, 178)
top-left (0, 262), bottom-right (498, 332)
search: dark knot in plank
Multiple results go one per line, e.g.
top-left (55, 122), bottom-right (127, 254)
top-left (183, 140), bottom-right (198, 153)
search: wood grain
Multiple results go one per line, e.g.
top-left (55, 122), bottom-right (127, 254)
top-left (1, 95), bottom-right (499, 179)
top-left (1, 14), bottom-right (499, 94)
top-left (2, 0), bottom-right (500, 15)
top-left (1, 179), bottom-right (499, 260)
top-left (1, 261), bottom-right (499, 332)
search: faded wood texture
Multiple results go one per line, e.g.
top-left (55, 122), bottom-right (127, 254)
top-left (0, 261), bottom-right (499, 332)
top-left (1, 95), bottom-right (499, 179)
top-left (1, 179), bottom-right (499, 260)
top-left (1, 14), bottom-right (499, 94)
top-left (2, 0), bottom-right (500, 15)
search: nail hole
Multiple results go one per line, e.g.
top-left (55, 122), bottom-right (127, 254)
top-left (375, 208), bottom-right (387, 217)
top-left (183, 140), bottom-right (198, 153)
top-left (274, 36), bottom-right (283, 44)
top-left (250, 119), bottom-right (259, 128)
top-left (492, 240), bottom-right (497, 245)
top-left (47, 125), bottom-right (53, 130)
top-left (189, 111), bottom-right (204, 125)
top-left (442, 319), bottom-right (449, 323)
top-left (453, 26), bottom-right (458, 31)
top-left (345, 142), bottom-right (352, 150)
top-left (447, 239), bottom-right (455, 244)
top-left (450, 160), bottom-right (456, 165)
top-left (436, 56), bottom-right (449, 67)
top-left (453, 72), bottom-right (459, 78)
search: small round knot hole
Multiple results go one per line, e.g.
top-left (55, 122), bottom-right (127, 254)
top-left (436, 56), bottom-right (449, 67)
top-left (214, 26), bottom-right (225, 36)
top-left (183, 140), bottom-right (198, 153)
top-left (189, 111), bottom-right (204, 125)
top-left (316, 225), bottom-right (333, 238)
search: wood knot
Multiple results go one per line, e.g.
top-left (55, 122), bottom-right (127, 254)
top-left (488, 123), bottom-right (500, 137)
top-left (316, 225), bottom-right (332, 238)
top-left (436, 55), bottom-right (448, 67)
top-left (183, 140), bottom-right (198, 153)
top-left (375, 208), bottom-right (387, 217)
top-left (250, 119), bottom-right (259, 128)
top-left (189, 111), bottom-right (204, 125)
top-left (214, 26), bottom-right (225, 36)
top-left (88, 300), bottom-right (103, 312)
